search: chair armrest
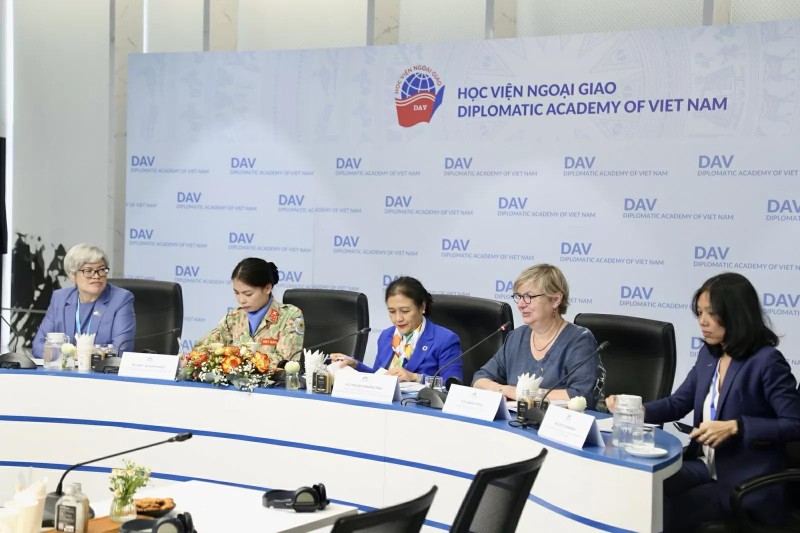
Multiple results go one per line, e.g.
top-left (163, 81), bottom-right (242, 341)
top-left (730, 469), bottom-right (800, 530)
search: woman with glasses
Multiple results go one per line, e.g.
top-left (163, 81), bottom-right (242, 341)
top-left (33, 243), bottom-right (136, 357)
top-left (472, 264), bottom-right (598, 405)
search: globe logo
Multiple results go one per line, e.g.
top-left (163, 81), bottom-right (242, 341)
top-left (395, 66), bottom-right (446, 128)
top-left (400, 73), bottom-right (436, 100)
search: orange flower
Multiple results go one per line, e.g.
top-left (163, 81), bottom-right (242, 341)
top-left (222, 346), bottom-right (240, 357)
top-left (221, 355), bottom-right (242, 374)
top-left (189, 351), bottom-right (208, 366)
top-left (252, 353), bottom-right (270, 374)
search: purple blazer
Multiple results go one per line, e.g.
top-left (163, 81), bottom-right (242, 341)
top-left (32, 285), bottom-right (136, 357)
top-left (356, 320), bottom-right (463, 383)
top-left (645, 344), bottom-right (800, 518)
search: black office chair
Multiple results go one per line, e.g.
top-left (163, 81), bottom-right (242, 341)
top-left (330, 486), bottom-right (437, 533)
top-left (426, 294), bottom-right (513, 386)
top-left (450, 449), bottom-right (548, 533)
top-left (573, 313), bottom-right (676, 403)
top-left (108, 279), bottom-right (184, 355)
top-left (698, 383), bottom-right (800, 533)
top-left (282, 289), bottom-right (369, 361)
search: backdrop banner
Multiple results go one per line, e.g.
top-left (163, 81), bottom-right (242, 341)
top-left (126, 20), bottom-right (800, 382)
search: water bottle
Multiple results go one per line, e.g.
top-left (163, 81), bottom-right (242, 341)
top-left (43, 332), bottom-right (68, 370)
top-left (611, 394), bottom-right (643, 448)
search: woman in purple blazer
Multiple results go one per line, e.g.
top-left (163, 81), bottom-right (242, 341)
top-left (608, 273), bottom-right (800, 531)
top-left (332, 276), bottom-right (462, 385)
top-left (33, 243), bottom-right (136, 357)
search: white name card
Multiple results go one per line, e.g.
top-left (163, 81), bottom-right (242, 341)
top-left (118, 353), bottom-right (180, 381)
top-left (537, 406), bottom-right (605, 450)
top-left (442, 384), bottom-right (511, 421)
top-left (332, 372), bottom-right (401, 404)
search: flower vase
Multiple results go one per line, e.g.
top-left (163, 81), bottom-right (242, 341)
top-left (109, 496), bottom-right (137, 523)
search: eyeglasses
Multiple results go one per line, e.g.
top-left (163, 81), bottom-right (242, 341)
top-left (512, 292), bottom-right (546, 304)
top-left (79, 267), bottom-right (110, 279)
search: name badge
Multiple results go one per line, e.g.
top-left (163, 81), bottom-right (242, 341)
top-left (261, 338), bottom-right (278, 347)
top-left (537, 406), bottom-right (605, 450)
top-left (118, 353), bottom-right (180, 381)
top-left (442, 384), bottom-right (511, 421)
top-left (332, 372), bottom-right (401, 405)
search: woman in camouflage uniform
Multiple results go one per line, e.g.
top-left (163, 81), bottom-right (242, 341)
top-left (196, 258), bottom-right (304, 367)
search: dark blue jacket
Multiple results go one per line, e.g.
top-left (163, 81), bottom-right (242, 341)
top-left (645, 344), bottom-right (800, 518)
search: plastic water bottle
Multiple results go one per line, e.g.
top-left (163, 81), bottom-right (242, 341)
top-left (611, 394), bottom-right (644, 448)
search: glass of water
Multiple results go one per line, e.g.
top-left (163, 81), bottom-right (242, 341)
top-left (630, 425), bottom-right (655, 450)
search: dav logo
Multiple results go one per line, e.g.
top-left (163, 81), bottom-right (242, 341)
top-left (394, 65), bottom-right (445, 128)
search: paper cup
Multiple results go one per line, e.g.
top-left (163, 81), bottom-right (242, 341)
top-left (0, 508), bottom-right (19, 533)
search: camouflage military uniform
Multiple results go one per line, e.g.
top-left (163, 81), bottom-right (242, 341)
top-left (195, 298), bottom-right (304, 367)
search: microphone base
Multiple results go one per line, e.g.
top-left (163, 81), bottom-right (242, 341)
top-left (517, 404), bottom-right (548, 428)
top-left (416, 387), bottom-right (447, 409)
top-left (42, 491), bottom-right (95, 528)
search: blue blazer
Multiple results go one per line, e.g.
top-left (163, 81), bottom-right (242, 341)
top-left (645, 345), bottom-right (800, 517)
top-left (356, 320), bottom-right (463, 383)
top-left (33, 285), bottom-right (136, 357)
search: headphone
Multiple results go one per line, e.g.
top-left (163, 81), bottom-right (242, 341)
top-left (120, 512), bottom-right (195, 533)
top-left (262, 483), bottom-right (328, 513)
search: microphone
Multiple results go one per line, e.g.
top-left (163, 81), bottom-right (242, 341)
top-left (0, 313), bottom-right (37, 368)
top-left (417, 320), bottom-right (513, 409)
top-left (92, 327), bottom-right (183, 374)
top-left (289, 326), bottom-right (372, 361)
top-left (42, 432), bottom-right (193, 526)
top-left (132, 327), bottom-right (182, 353)
top-left (521, 340), bottom-right (610, 428)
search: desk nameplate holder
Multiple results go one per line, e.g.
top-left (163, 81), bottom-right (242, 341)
top-left (332, 372), bottom-right (401, 404)
top-left (537, 406), bottom-right (605, 450)
top-left (118, 353), bottom-right (180, 380)
top-left (442, 384), bottom-right (511, 421)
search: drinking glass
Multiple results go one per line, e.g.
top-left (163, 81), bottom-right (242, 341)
top-left (425, 375), bottom-right (443, 391)
top-left (630, 425), bottom-right (655, 450)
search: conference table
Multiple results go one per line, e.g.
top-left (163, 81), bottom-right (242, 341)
top-left (0, 369), bottom-right (682, 532)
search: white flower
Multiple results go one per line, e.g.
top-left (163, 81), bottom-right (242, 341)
top-left (61, 343), bottom-right (77, 355)
top-left (567, 396), bottom-right (587, 412)
top-left (285, 361), bottom-right (301, 374)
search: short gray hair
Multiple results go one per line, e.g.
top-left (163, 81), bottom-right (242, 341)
top-left (513, 263), bottom-right (570, 315)
top-left (64, 243), bottom-right (108, 274)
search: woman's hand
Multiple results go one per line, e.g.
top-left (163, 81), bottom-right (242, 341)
top-left (690, 420), bottom-right (738, 448)
top-left (386, 366), bottom-right (418, 382)
top-left (330, 353), bottom-right (357, 369)
top-left (605, 395), bottom-right (617, 412)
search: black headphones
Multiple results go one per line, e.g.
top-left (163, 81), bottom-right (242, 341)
top-left (262, 483), bottom-right (328, 513)
top-left (120, 512), bottom-right (195, 533)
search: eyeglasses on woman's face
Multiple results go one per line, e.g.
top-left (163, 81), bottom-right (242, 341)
top-left (511, 292), bottom-right (546, 304)
top-left (79, 267), bottom-right (110, 279)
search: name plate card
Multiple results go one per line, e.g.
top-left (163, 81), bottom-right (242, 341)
top-left (118, 353), bottom-right (180, 381)
top-left (537, 406), bottom-right (605, 450)
top-left (332, 372), bottom-right (401, 405)
top-left (442, 384), bottom-right (511, 421)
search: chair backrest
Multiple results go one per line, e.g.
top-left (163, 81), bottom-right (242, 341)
top-left (426, 294), bottom-right (513, 385)
top-left (331, 486), bottom-right (437, 533)
top-left (573, 313), bottom-right (676, 402)
top-left (282, 289), bottom-right (369, 361)
top-left (108, 279), bottom-right (184, 355)
top-left (450, 449), bottom-right (548, 533)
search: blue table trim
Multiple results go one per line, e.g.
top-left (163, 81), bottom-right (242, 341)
top-left (0, 369), bottom-right (681, 474)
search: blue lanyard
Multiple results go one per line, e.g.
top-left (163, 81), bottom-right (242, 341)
top-left (75, 301), bottom-right (95, 336)
top-left (709, 361), bottom-right (721, 421)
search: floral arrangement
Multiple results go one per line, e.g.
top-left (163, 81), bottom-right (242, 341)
top-left (177, 344), bottom-right (274, 391)
top-left (109, 459), bottom-right (151, 509)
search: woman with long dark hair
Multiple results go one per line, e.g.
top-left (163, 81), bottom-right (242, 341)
top-left (608, 272), bottom-right (800, 531)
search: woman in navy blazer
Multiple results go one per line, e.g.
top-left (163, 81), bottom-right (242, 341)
top-left (33, 243), bottom-right (136, 357)
top-left (608, 273), bottom-right (800, 531)
top-left (332, 277), bottom-right (462, 384)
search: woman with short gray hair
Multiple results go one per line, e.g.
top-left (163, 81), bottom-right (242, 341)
top-left (33, 243), bottom-right (135, 357)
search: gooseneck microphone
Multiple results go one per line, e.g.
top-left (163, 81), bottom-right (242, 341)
top-left (289, 327), bottom-right (372, 360)
top-left (417, 321), bottom-right (513, 409)
top-left (43, 432), bottom-right (193, 527)
top-left (522, 340), bottom-right (610, 428)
